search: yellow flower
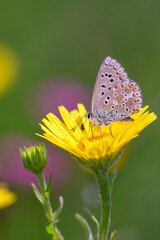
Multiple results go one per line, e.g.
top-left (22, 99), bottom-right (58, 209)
top-left (37, 104), bottom-right (157, 170)
top-left (0, 44), bottom-right (19, 97)
top-left (0, 183), bottom-right (17, 210)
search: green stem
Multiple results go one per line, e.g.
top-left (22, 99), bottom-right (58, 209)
top-left (95, 168), bottom-right (111, 240)
top-left (36, 171), bottom-right (54, 222)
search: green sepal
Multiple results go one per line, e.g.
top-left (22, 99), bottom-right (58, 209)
top-left (75, 213), bottom-right (94, 240)
top-left (109, 169), bottom-right (117, 194)
top-left (45, 174), bottom-right (52, 200)
top-left (19, 143), bottom-right (48, 174)
top-left (31, 183), bottom-right (44, 205)
top-left (52, 196), bottom-right (64, 220)
top-left (46, 222), bottom-right (64, 240)
top-left (110, 230), bottom-right (117, 240)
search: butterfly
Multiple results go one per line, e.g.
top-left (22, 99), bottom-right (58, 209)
top-left (85, 56), bottom-right (143, 127)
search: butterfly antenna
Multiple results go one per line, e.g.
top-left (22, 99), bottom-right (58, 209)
top-left (71, 114), bottom-right (86, 132)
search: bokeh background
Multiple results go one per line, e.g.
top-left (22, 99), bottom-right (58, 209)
top-left (0, 1), bottom-right (159, 239)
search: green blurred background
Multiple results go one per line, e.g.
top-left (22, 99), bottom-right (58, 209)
top-left (0, 0), bottom-right (159, 239)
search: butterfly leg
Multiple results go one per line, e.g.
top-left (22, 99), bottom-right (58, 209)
top-left (108, 123), bottom-right (113, 137)
top-left (91, 124), bottom-right (96, 138)
top-left (121, 117), bottom-right (134, 122)
top-left (88, 122), bottom-right (93, 136)
top-left (97, 125), bottom-right (103, 138)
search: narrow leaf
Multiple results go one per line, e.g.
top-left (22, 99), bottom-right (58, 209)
top-left (110, 230), bottom-right (117, 240)
top-left (75, 213), bottom-right (94, 240)
top-left (52, 196), bottom-right (64, 220)
top-left (109, 169), bottom-right (117, 194)
top-left (31, 183), bottom-right (44, 205)
top-left (45, 174), bottom-right (52, 199)
top-left (54, 226), bottom-right (65, 240)
top-left (83, 206), bottom-right (99, 237)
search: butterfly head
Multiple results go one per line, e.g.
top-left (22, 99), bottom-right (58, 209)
top-left (85, 112), bottom-right (93, 121)
top-left (85, 111), bottom-right (110, 126)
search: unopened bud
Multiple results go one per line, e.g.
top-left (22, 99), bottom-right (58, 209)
top-left (20, 143), bottom-right (48, 174)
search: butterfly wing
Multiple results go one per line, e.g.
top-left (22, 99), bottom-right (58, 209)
top-left (91, 56), bottom-right (143, 121)
top-left (91, 56), bottom-right (128, 113)
top-left (102, 79), bottom-right (143, 121)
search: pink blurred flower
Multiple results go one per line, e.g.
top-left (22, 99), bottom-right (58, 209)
top-left (34, 78), bottom-right (91, 119)
top-left (0, 133), bottom-right (72, 188)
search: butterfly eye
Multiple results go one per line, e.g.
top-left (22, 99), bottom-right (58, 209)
top-left (87, 113), bottom-right (92, 119)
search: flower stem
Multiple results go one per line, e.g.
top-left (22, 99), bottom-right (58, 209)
top-left (95, 168), bottom-right (111, 240)
top-left (36, 171), bottom-right (54, 222)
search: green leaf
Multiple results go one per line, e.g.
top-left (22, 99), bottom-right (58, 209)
top-left (110, 230), bottom-right (117, 240)
top-left (45, 174), bottom-right (52, 199)
top-left (46, 222), bottom-right (64, 240)
top-left (52, 196), bottom-right (64, 220)
top-left (46, 223), bottom-right (57, 238)
top-left (54, 227), bottom-right (65, 240)
top-left (83, 206), bottom-right (99, 237)
top-left (109, 169), bottom-right (117, 194)
top-left (31, 183), bottom-right (44, 205)
top-left (75, 213), bottom-right (94, 240)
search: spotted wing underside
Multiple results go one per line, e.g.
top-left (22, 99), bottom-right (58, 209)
top-left (91, 56), bottom-right (142, 121)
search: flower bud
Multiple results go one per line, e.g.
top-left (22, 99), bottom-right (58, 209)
top-left (20, 143), bottom-right (48, 174)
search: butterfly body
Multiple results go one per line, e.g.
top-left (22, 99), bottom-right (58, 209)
top-left (86, 56), bottom-right (142, 127)
top-left (86, 109), bottom-right (119, 126)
